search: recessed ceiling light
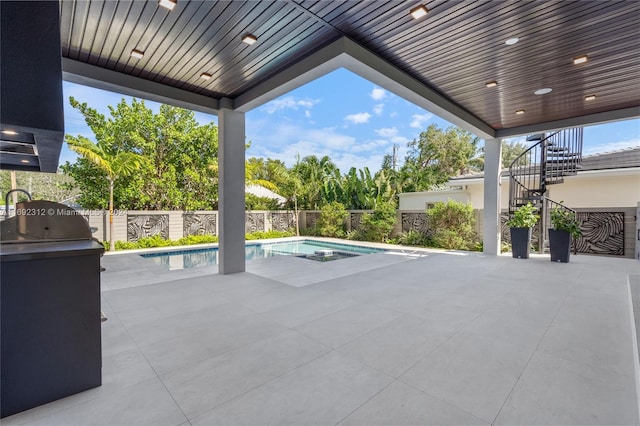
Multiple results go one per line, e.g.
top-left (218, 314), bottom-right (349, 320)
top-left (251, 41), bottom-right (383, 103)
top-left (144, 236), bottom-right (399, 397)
top-left (505, 37), bottom-right (519, 45)
top-left (584, 94), bottom-right (596, 101)
top-left (515, 109), bottom-right (525, 115)
top-left (410, 5), bottom-right (428, 19)
top-left (534, 88), bottom-right (552, 95)
top-left (485, 81), bottom-right (498, 88)
top-left (573, 55), bottom-right (588, 65)
top-left (242, 34), bottom-right (257, 45)
top-left (158, 0), bottom-right (176, 10)
top-left (20, 159), bottom-right (30, 163)
top-left (200, 72), bottom-right (212, 80)
top-left (130, 49), bottom-right (144, 59)
top-left (1, 130), bottom-right (18, 135)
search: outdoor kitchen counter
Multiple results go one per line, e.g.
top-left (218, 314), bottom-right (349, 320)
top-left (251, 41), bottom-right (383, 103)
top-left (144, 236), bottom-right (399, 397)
top-left (0, 239), bottom-right (104, 261)
top-left (1, 239), bottom-right (104, 418)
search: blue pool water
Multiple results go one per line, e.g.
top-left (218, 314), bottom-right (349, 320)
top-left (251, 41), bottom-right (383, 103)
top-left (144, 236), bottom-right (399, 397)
top-left (141, 240), bottom-right (384, 270)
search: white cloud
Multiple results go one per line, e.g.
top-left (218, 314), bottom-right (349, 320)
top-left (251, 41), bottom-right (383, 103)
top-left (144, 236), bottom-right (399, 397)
top-left (262, 96), bottom-right (320, 114)
top-left (351, 139), bottom-right (390, 153)
top-left (375, 127), bottom-right (398, 138)
top-left (373, 103), bottom-right (384, 115)
top-left (246, 120), bottom-right (390, 172)
top-left (297, 99), bottom-right (317, 109)
top-left (410, 113), bottom-right (433, 129)
top-left (391, 135), bottom-right (409, 144)
top-left (305, 110), bottom-right (311, 118)
top-left (333, 152), bottom-right (386, 174)
top-left (389, 112), bottom-right (398, 118)
top-left (345, 112), bottom-right (372, 124)
top-left (375, 127), bottom-right (409, 145)
top-left (370, 87), bottom-right (387, 101)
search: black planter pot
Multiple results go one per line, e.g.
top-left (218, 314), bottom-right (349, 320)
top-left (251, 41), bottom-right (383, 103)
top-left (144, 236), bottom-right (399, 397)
top-left (549, 229), bottom-right (571, 263)
top-left (510, 227), bottom-right (532, 259)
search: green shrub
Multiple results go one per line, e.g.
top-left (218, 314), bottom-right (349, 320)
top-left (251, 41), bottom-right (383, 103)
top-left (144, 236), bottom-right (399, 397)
top-left (136, 235), bottom-right (175, 248)
top-left (300, 226), bottom-right (320, 236)
top-left (357, 202), bottom-right (397, 242)
top-left (317, 202), bottom-right (348, 238)
top-left (506, 203), bottom-right (539, 228)
top-left (114, 240), bottom-right (137, 250)
top-left (245, 230), bottom-right (295, 240)
top-left (114, 235), bottom-right (173, 250)
top-left (550, 204), bottom-right (582, 238)
top-left (397, 229), bottom-right (430, 246)
top-left (426, 200), bottom-right (477, 250)
top-left (176, 234), bottom-right (218, 245)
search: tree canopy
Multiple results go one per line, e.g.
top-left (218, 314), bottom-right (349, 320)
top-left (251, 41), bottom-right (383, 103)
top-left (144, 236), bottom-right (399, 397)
top-left (63, 97), bottom-right (219, 210)
top-left (398, 124), bottom-right (482, 192)
top-left (60, 98), bottom-right (517, 213)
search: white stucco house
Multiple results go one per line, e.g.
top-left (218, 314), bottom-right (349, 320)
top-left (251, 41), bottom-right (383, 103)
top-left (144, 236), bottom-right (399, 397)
top-left (399, 146), bottom-right (640, 211)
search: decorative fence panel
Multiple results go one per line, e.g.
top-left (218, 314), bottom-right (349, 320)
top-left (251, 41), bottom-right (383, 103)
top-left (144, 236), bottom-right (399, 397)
top-left (575, 211), bottom-right (624, 256)
top-left (183, 213), bottom-right (217, 237)
top-left (271, 212), bottom-right (295, 231)
top-left (127, 214), bottom-right (169, 241)
top-left (350, 212), bottom-right (364, 231)
top-left (401, 212), bottom-right (430, 234)
top-left (245, 212), bottom-right (265, 233)
top-left (305, 212), bottom-right (320, 230)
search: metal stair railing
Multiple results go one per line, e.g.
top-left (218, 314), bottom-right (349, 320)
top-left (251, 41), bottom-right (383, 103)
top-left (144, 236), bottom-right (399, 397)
top-left (542, 128), bottom-right (583, 186)
top-left (508, 135), bottom-right (544, 215)
top-left (508, 128), bottom-right (583, 252)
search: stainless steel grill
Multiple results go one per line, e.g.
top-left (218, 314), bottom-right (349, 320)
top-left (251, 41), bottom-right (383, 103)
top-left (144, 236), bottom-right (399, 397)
top-left (1, 199), bottom-right (93, 243)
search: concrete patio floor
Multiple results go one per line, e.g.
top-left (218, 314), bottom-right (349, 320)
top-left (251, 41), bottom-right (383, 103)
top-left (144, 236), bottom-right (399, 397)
top-left (4, 245), bottom-right (640, 425)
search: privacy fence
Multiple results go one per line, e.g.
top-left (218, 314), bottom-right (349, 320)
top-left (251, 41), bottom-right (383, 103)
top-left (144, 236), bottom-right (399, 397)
top-left (84, 207), bottom-right (638, 259)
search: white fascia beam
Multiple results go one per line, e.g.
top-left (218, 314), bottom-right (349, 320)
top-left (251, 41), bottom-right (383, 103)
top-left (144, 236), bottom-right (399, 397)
top-left (62, 58), bottom-right (219, 115)
top-left (233, 37), bottom-right (496, 140)
top-left (496, 106), bottom-right (640, 139)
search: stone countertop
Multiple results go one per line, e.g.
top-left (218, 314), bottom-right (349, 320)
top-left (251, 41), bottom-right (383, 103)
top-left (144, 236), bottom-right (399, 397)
top-left (0, 240), bottom-right (104, 262)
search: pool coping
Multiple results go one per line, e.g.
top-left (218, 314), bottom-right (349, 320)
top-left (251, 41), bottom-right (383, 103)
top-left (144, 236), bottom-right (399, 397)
top-left (103, 236), bottom-right (457, 257)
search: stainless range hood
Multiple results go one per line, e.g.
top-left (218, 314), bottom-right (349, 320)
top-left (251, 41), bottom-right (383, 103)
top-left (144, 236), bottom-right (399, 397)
top-left (0, 1), bottom-right (64, 173)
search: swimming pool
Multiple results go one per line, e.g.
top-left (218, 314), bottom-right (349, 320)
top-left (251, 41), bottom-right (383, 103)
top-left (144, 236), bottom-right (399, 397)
top-left (141, 239), bottom-right (385, 270)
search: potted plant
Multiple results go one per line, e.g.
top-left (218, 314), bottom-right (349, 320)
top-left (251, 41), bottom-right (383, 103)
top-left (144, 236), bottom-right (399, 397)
top-left (549, 205), bottom-right (582, 263)
top-left (506, 202), bottom-right (539, 259)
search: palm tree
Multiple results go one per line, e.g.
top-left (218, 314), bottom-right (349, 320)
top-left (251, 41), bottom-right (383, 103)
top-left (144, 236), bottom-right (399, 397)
top-left (66, 135), bottom-right (141, 251)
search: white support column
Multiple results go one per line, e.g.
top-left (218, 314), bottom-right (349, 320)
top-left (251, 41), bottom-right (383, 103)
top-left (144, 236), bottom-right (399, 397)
top-left (483, 138), bottom-right (502, 255)
top-left (218, 102), bottom-right (246, 274)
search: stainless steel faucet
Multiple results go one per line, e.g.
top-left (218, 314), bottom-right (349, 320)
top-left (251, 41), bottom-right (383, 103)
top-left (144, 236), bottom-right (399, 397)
top-left (4, 189), bottom-right (33, 218)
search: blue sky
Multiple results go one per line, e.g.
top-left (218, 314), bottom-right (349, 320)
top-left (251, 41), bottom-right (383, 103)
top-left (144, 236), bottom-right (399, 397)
top-left (63, 68), bottom-right (640, 173)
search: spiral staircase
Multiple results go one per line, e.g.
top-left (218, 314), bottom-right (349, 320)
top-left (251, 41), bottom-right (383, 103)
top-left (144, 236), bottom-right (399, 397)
top-left (508, 128), bottom-right (583, 252)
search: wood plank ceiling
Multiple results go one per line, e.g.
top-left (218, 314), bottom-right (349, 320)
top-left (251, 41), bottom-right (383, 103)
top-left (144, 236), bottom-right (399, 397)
top-left (60, 0), bottom-right (640, 132)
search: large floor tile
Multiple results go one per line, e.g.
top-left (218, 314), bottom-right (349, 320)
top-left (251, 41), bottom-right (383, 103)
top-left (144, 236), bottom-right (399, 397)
top-left (339, 381), bottom-right (488, 425)
top-left (459, 311), bottom-right (549, 353)
top-left (495, 351), bottom-right (638, 425)
top-left (231, 286), bottom-right (327, 313)
top-left (400, 331), bottom-right (531, 422)
top-left (15, 378), bottom-right (187, 426)
top-left (294, 303), bottom-right (402, 348)
top-left (539, 320), bottom-right (635, 378)
top-left (338, 314), bottom-right (454, 378)
top-left (261, 293), bottom-right (357, 327)
top-left (161, 330), bottom-right (330, 419)
top-left (123, 301), bottom-right (257, 347)
top-left (191, 352), bottom-right (393, 426)
top-left (140, 313), bottom-right (292, 374)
